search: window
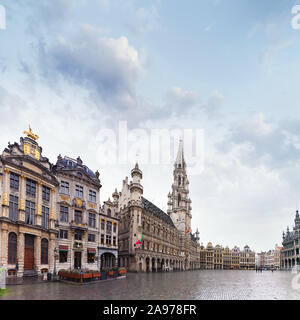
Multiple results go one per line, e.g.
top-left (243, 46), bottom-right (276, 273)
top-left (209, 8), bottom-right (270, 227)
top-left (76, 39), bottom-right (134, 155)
top-left (42, 186), bottom-right (50, 202)
top-left (88, 252), bottom-right (95, 263)
top-left (74, 210), bottom-right (82, 224)
top-left (10, 173), bottom-right (19, 191)
top-left (88, 234), bottom-right (95, 242)
top-left (101, 234), bottom-right (104, 244)
top-left (107, 221), bottom-right (112, 231)
top-left (113, 236), bottom-right (116, 246)
top-left (9, 195), bottom-right (18, 222)
top-left (41, 239), bottom-right (48, 265)
top-left (25, 201), bottom-right (35, 225)
top-left (107, 209), bottom-right (111, 217)
top-left (42, 206), bottom-right (49, 229)
top-left (106, 235), bottom-right (111, 245)
top-left (60, 206), bottom-right (68, 222)
top-left (113, 223), bottom-right (117, 233)
top-left (59, 251), bottom-right (67, 263)
top-left (60, 181), bottom-right (69, 194)
top-left (101, 219), bottom-right (105, 230)
top-left (26, 178), bottom-right (36, 197)
top-left (75, 185), bottom-right (83, 198)
top-left (75, 230), bottom-right (82, 241)
top-left (8, 233), bottom-right (17, 264)
top-left (89, 213), bottom-right (96, 228)
top-left (59, 229), bottom-right (68, 239)
top-left (89, 190), bottom-right (96, 202)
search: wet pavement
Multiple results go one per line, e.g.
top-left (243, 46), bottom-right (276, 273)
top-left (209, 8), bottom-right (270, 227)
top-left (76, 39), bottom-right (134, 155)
top-left (0, 270), bottom-right (299, 300)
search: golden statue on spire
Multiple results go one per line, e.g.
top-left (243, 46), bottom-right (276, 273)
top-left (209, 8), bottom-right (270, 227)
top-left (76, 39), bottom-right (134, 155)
top-left (24, 125), bottom-right (39, 141)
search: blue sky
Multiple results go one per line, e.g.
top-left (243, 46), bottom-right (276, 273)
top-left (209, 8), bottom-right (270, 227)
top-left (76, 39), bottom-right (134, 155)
top-left (1, 0), bottom-right (300, 251)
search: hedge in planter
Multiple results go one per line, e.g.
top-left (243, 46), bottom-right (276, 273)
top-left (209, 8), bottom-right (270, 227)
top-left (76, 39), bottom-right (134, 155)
top-left (118, 267), bottom-right (127, 276)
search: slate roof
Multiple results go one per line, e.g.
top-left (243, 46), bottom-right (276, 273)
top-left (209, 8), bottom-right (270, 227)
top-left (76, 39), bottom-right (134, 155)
top-left (142, 197), bottom-right (175, 228)
top-left (58, 157), bottom-right (96, 178)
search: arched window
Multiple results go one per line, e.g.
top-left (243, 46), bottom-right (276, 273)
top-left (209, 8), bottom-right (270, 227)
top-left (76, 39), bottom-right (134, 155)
top-left (178, 176), bottom-right (181, 186)
top-left (41, 239), bottom-right (48, 265)
top-left (8, 233), bottom-right (17, 264)
top-left (178, 194), bottom-right (181, 207)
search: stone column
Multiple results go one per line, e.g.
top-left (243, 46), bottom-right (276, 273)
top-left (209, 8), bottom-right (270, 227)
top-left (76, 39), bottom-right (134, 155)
top-left (48, 234), bottom-right (55, 273)
top-left (34, 235), bottom-right (41, 275)
top-left (19, 175), bottom-right (26, 222)
top-left (115, 252), bottom-right (118, 268)
top-left (49, 189), bottom-right (56, 230)
top-left (17, 232), bottom-right (25, 277)
top-left (1, 227), bottom-right (8, 267)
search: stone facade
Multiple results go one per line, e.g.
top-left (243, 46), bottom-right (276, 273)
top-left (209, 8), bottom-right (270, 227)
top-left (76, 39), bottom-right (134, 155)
top-left (0, 127), bottom-right (58, 277)
top-left (281, 210), bottom-right (300, 270)
top-left (240, 245), bottom-right (255, 270)
top-left (199, 243), bottom-right (255, 270)
top-left (0, 128), bottom-right (119, 278)
top-left (117, 141), bottom-right (201, 272)
top-left (53, 155), bottom-right (102, 271)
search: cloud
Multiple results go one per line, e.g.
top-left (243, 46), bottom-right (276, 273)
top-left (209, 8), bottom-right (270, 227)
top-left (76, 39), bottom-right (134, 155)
top-left (220, 113), bottom-right (300, 168)
top-left (39, 24), bottom-right (143, 114)
top-left (165, 87), bottom-right (200, 111)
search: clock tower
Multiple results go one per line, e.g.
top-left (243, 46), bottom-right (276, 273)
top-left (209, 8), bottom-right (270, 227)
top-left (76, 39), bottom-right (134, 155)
top-left (167, 139), bottom-right (192, 233)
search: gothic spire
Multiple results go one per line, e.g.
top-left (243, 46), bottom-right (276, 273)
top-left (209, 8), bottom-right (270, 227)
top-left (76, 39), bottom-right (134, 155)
top-left (175, 138), bottom-right (185, 168)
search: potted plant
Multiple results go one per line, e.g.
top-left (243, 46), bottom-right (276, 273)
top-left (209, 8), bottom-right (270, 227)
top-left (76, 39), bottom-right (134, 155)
top-left (118, 267), bottom-right (127, 276)
top-left (108, 268), bottom-right (114, 277)
top-left (92, 270), bottom-right (101, 280)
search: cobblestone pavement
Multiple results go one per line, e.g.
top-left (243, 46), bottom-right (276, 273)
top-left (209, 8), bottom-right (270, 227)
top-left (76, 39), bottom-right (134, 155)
top-left (0, 270), bottom-right (299, 300)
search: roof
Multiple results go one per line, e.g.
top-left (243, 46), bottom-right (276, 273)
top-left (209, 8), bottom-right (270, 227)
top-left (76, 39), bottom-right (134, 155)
top-left (57, 156), bottom-right (96, 178)
top-left (175, 139), bottom-right (185, 167)
top-left (142, 197), bottom-right (175, 228)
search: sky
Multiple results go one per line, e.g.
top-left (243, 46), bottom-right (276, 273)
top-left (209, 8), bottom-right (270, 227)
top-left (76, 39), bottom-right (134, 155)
top-left (1, 0), bottom-right (300, 251)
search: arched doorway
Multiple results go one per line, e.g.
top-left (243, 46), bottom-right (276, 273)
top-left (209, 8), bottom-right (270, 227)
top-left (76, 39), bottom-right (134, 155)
top-left (152, 258), bottom-right (156, 272)
top-left (101, 253), bottom-right (116, 268)
top-left (146, 257), bottom-right (150, 272)
top-left (157, 258), bottom-right (161, 272)
top-left (161, 259), bottom-right (165, 271)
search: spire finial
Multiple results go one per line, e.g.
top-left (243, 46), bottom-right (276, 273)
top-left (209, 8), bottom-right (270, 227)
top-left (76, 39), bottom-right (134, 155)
top-left (175, 138), bottom-right (185, 168)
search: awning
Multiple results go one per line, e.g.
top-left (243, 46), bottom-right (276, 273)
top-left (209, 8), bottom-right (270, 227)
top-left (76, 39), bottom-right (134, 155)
top-left (59, 245), bottom-right (69, 252)
top-left (87, 248), bottom-right (96, 253)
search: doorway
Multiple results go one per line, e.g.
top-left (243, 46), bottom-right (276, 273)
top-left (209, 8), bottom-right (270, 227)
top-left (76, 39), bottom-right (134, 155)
top-left (24, 234), bottom-right (34, 270)
top-left (74, 252), bottom-right (81, 269)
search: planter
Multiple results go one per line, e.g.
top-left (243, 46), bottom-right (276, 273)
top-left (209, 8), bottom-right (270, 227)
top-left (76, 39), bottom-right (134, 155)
top-left (81, 273), bottom-right (93, 282)
top-left (108, 271), bottom-right (114, 277)
top-left (118, 270), bottom-right (127, 275)
top-left (58, 272), bottom-right (81, 281)
top-left (92, 272), bottom-right (101, 280)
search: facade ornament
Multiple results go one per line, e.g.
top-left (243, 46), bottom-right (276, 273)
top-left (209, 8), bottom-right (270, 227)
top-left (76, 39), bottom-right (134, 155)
top-left (24, 125), bottom-right (39, 141)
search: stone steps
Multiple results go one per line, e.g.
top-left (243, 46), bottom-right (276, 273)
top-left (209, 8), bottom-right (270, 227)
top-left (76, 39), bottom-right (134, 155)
top-left (23, 270), bottom-right (38, 278)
